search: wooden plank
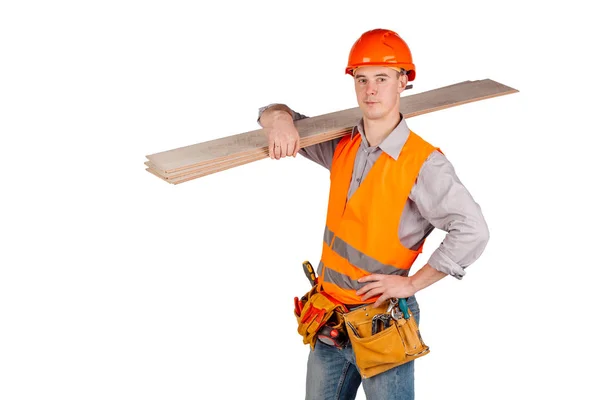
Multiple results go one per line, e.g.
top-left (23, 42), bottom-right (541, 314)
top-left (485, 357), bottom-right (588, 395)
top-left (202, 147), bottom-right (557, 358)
top-left (146, 126), bottom-right (351, 174)
top-left (145, 152), bottom-right (261, 180)
top-left (146, 153), bottom-right (265, 184)
top-left (145, 79), bottom-right (518, 180)
top-left (145, 130), bottom-right (343, 179)
top-left (145, 131), bottom-right (347, 183)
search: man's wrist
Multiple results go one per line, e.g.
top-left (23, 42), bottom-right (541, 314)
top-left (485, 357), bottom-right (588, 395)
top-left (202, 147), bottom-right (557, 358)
top-left (271, 109), bottom-right (293, 122)
top-left (408, 264), bottom-right (448, 295)
top-left (407, 276), bottom-right (419, 296)
top-left (259, 107), bottom-right (293, 127)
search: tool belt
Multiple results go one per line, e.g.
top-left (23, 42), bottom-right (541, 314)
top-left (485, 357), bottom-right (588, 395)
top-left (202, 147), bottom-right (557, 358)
top-left (294, 285), bottom-right (349, 350)
top-left (343, 299), bottom-right (430, 379)
top-left (294, 287), bottom-right (430, 378)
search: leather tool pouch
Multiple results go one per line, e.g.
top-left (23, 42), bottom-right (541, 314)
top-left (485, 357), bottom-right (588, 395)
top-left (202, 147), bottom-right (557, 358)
top-left (294, 286), bottom-right (348, 349)
top-left (343, 301), bottom-right (430, 379)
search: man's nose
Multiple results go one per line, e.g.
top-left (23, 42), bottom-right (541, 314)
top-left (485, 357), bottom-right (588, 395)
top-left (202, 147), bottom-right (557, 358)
top-left (366, 81), bottom-right (377, 95)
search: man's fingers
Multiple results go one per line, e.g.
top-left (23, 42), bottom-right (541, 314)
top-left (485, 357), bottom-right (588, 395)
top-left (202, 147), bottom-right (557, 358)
top-left (357, 274), bottom-right (382, 283)
top-left (357, 284), bottom-right (383, 300)
top-left (274, 143), bottom-right (281, 159)
top-left (359, 287), bottom-right (384, 302)
top-left (356, 281), bottom-right (380, 296)
top-left (268, 126), bottom-right (300, 159)
top-left (273, 141), bottom-right (296, 159)
top-left (373, 293), bottom-right (390, 308)
top-left (268, 137), bottom-right (275, 159)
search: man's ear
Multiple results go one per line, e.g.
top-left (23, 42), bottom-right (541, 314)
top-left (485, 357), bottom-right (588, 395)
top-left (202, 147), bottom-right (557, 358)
top-left (397, 74), bottom-right (409, 94)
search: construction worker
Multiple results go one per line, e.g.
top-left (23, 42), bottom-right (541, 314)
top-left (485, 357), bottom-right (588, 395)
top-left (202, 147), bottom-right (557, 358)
top-left (257, 28), bottom-right (489, 400)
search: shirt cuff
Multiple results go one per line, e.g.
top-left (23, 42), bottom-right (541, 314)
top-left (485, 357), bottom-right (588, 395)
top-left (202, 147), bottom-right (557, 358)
top-left (427, 248), bottom-right (466, 280)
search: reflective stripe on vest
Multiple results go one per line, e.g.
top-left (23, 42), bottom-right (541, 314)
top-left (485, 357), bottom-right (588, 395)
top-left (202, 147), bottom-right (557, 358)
top-left (318, 130), bottom-right (439, 305)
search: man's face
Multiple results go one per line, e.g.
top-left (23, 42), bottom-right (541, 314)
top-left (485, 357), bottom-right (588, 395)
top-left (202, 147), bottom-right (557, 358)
top-left (353, 66), bottom-right (408, 121)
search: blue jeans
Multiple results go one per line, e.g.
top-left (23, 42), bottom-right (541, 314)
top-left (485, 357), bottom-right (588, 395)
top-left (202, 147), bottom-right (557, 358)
top-left (306, 296), bottom-right (420, 400)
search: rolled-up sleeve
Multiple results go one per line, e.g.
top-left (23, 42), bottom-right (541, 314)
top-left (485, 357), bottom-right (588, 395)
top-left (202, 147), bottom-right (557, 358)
top-left (411, 151), bottom-right (490, 279)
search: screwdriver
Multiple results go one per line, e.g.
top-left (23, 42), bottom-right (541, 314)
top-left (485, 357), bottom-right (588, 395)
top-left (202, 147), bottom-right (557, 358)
top-left (302, 260), bottom-right (317, 286)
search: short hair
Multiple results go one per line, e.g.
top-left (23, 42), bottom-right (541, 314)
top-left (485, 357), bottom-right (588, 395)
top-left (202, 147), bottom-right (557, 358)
top-left (395, 68), bottom-right (407, 78)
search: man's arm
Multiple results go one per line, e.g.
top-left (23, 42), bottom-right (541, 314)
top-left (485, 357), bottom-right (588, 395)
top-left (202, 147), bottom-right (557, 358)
top-left (356, 151), bottom-right (490, 306)
top-left (411, 151), bottom-right (490, 280)
top-left (258, 104), bottom-right (302, 159)
top-left (258, 103), bottom-right (308, 126)
top-left (257, 104), bottom-right (341, 170)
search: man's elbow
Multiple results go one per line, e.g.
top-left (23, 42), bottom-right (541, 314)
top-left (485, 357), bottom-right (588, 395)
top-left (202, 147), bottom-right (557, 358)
top-left (472, 217), bottom-right (490, 260)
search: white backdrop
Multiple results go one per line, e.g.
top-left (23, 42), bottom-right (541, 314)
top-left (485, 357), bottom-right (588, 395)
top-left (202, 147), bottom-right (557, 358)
top-left (1, 1), bottom-right (598, 399)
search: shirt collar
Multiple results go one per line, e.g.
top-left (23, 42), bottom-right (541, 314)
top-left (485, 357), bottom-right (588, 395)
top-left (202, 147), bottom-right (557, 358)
top-left (350, 113), bottom-right (410, 160)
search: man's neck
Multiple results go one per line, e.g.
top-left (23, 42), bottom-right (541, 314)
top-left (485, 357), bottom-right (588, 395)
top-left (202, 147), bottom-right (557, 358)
top-left (364, 111), bottom-right (401, 148)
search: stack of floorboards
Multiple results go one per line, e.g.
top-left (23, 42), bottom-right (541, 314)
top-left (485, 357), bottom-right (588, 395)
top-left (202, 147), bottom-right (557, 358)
top-left (145, 79), bottom-right (518, 185)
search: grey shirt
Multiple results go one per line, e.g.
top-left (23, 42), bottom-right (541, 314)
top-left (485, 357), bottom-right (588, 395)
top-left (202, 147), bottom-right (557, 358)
top-left (258, 105), bottom-right (490, 279)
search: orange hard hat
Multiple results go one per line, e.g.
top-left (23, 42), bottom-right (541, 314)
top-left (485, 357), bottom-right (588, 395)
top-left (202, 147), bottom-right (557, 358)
top-left (345, 29), bottom-right (416, 81)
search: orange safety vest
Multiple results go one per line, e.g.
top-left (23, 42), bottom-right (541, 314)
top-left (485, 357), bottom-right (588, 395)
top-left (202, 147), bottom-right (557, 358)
top-left (318, 129), bottom-right (440, 305)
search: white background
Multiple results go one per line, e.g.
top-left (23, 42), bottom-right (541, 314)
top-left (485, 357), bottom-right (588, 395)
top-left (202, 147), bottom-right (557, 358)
top-left (1, 1), bottom-right (598, 399)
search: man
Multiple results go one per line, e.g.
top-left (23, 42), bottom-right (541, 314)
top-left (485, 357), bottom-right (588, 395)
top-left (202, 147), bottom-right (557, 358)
top-left (257, 29), bottom-right (489, 400)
